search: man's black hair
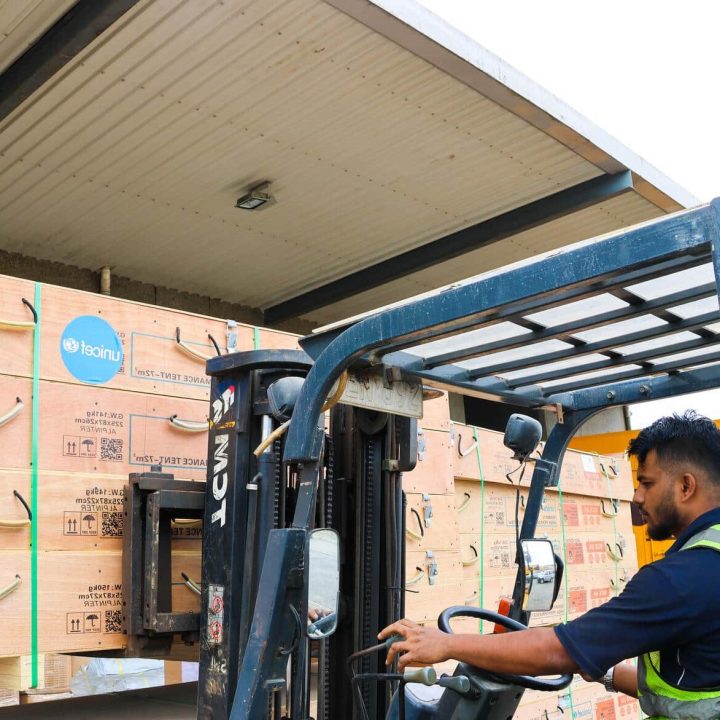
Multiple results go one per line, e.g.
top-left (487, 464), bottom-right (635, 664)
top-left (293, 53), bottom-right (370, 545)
top-left (628, 410), bottom-right (720, 484)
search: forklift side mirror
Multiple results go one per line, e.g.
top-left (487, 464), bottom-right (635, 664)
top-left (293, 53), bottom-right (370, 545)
top-left (518, 539), bottom-right (560, 612)
top-left (306, 528), bottom-right (340, 639)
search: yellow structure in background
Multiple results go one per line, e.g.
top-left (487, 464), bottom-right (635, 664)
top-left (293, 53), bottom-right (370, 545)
top-left (569, 430), bottom-right (673, 567)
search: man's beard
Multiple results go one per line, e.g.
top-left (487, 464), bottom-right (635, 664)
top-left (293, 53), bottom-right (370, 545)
top-left (646, 490), bottom-right (682, 541)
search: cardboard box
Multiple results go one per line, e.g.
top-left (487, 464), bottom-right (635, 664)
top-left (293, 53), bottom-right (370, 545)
top-left (0, 551), bottom-right (201, 657)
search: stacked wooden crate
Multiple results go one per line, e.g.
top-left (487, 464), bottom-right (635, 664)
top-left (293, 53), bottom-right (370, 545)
top-left (0, 273), bottom-right (299, 691)
top-left (403, 392), bottom-right (643, 720)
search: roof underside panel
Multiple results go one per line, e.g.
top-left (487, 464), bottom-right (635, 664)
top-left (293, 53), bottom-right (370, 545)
top-left (0, 0), bottom-right (696, 324)
top-left (0, 0), bottom-right (78, 73)
top-left (309, 190), bottom-right (662, 324)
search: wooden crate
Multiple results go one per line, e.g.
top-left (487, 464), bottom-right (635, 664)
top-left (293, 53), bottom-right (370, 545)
top-left (0, 551), bottom-right (201, 657)
top-left (30, 380), bottom-right (209, 480)
top-left (0, 375), bottom-right (32, 472)
top-left (452, 424), bottom-right (519, 484)
top-left (402, 429), bottom-right (454, 494)
top-left (454, 480), bottom-right (560, 536)
top-left (0, 276), bottom-right (37, 380)
top-left (550, 449), bottom-right (634, 501)
top-left (404, 549), bottom-right (463, 623)
top-left (404, 493), bottom-right (459, 552)
top-left (418, 392), bottom-right (450, 432)
top-left (0, 469), bottom-right (202, 552)
top-left (0, 551), bottom-right (31, 656)
top-left (451, 423), bottom-right (634, 501)
top-left (0, 276), bottom-right (301, 400)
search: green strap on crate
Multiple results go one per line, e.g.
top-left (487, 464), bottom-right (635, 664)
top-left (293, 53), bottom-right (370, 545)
top-left (30, 283), bottom-right (41, 687)
top-left (471, 426), bottom-right (485, 633)
top-left (557, 481), bottom-right (576, 716)
top-left (253, 326), bottom-right (260, 350)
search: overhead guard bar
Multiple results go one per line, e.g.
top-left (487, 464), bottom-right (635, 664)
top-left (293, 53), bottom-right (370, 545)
top-left (284, 200), bottom-right (720, 464)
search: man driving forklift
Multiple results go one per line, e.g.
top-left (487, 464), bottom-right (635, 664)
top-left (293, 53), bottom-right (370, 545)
top-left (381, 411), bottom-right (720, 719)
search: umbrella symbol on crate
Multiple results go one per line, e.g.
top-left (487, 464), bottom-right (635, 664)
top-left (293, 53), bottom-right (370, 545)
top-left (86, 614), bottom-right (99, 627)
top-left (83, 515), bottom-right (96, 530)
top-left (81, 439), bottom-right (95, 452)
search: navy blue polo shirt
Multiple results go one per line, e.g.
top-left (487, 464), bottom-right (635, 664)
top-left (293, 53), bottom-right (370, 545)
top-left (554, 507), bottom-right (720, 688)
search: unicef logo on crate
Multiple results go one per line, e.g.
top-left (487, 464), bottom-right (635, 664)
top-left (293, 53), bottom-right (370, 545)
top-left (60, 316), bottom-right (124, 384)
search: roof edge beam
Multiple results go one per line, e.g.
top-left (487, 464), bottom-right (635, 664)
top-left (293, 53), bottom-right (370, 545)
top-left (0, 0), bottom-right (142, 123)
top-left (265, 171), bottom-right (634, 324)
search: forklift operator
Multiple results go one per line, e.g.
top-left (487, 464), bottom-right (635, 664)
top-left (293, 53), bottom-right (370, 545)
top-left (380, 411), bottom-right (720, 719)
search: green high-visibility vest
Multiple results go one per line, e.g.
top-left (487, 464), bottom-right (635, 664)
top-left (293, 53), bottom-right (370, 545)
top-left (637, 523), bottom-right (720, 719)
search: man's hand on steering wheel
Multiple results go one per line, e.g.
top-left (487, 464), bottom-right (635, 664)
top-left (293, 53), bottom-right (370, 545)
top-left (378, 618), bottom-right (452, 671)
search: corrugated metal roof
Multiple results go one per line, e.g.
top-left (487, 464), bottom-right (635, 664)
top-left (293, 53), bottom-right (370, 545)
top-left (0, 0), bottom-right (698, 325)
top-left (0, 0), bottom-right (78, 73)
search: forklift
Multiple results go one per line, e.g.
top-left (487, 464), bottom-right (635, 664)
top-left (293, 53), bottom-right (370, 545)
top-left (121, 199), bottom-right (720, 719)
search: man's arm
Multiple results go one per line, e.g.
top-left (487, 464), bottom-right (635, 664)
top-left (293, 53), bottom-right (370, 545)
top-left (610, 663), bottom-right (638, 697)
top-left (379, 619), bottom-right (579, 675)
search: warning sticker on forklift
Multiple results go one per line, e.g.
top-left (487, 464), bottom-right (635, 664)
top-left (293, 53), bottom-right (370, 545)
top-left (207, 584), bottom-right (224, 645)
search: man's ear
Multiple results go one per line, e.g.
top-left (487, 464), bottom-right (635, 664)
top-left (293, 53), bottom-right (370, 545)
top-left (680, 473), bottom-right (698, 501)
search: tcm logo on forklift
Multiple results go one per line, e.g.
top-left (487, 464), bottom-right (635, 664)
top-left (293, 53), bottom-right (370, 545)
top-left (210, 385), bottom-right (235, 527)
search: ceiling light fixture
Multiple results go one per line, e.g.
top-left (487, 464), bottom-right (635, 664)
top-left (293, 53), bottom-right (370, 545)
top-left (235, 181), bottom-right (273, 210)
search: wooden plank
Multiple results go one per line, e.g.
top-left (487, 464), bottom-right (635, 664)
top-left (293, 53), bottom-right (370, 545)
top-left (20, 689), bottom-right (73, 704)
top-left (0, 653), bottom-right (71, 692)
top-left (254, 327), bottom-right (302, 352)
top-left (0, 689), bottom-right (19, 707)
top-left (0, 551), bottom-right (201, 657)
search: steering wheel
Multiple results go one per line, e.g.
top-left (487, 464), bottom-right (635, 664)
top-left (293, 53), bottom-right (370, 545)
top-left (437, 606), bottom-right (573, 692)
